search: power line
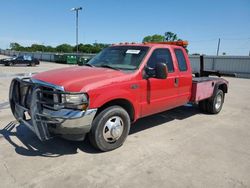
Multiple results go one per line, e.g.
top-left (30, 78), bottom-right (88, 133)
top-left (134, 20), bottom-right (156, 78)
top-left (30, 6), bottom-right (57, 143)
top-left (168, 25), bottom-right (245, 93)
top-left (189, 39), bottom-right (217, 43)
top-left (220, 37), bottom-right (250, 41)
top-left (189, 37), bottom-right (250, 43)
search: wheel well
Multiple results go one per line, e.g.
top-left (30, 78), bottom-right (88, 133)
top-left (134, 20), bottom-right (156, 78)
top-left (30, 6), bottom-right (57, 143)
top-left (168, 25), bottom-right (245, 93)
top-left (95, 99), bottom-right (135, 122)
top-left (218, 83), bottom-right (228, 93)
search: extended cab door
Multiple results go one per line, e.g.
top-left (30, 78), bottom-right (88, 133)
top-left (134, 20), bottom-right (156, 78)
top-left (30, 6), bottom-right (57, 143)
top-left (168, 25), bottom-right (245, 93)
top-left (15, 56), bottom-right (25, 64)
top-left (173, 48), bottom-right (192, 106)
top-left (140, 48), bottom-right (180, 117)
top-left (23, 55), bottom-right (32, 64)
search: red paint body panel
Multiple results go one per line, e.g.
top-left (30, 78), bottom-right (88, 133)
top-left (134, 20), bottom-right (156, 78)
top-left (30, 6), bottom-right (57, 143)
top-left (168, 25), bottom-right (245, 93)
top-left (191, 81), bottom-right (215, 102)
top-left (32, 43), bottom-right (228, 122)
top-left (32, 66), bottom-right (128, 92)
top-left (171, 46), bottom-right (193, 106)
top-left (190, 77), bottom-right (228, 102)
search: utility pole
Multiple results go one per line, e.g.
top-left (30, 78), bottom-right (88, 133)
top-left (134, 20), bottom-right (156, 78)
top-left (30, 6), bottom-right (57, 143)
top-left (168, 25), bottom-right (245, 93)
top-left (216, 38), bottom-right (220, 56)
top-left (71, 7), bottom-right (83, 54)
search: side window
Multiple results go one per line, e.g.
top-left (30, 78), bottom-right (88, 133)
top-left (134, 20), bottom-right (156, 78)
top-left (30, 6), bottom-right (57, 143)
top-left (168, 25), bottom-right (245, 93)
top-left (175, 49), bottom-right (187, 71)
top-left (147, 48), bottom-right (174, 72)
top-left (16, 56), bottom-right (24, 60)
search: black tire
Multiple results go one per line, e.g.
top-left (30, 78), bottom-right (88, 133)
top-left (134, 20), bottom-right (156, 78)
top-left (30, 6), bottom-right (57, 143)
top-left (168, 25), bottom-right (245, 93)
top-left (206, 89), bottom-right (224, 114)
top-left (88, 106), bottom-right (131, 151)
top-left (9, 80), bottom-right (19, 120)
top-left (5, 62), bottom-right (13, 66)
top-left (30, 62), bottom-right (36, 66)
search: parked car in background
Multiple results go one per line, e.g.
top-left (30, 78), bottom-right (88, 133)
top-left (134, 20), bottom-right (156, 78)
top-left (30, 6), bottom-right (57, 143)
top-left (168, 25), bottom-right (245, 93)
top-left (1, 55), bottom-right (40, 66)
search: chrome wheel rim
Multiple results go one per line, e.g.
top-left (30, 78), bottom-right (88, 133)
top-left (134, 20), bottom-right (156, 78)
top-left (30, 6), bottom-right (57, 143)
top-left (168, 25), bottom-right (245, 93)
top-left (103, 116), bottom-right (124, 143)
top-left (215, 94), bottom-right (222, 110)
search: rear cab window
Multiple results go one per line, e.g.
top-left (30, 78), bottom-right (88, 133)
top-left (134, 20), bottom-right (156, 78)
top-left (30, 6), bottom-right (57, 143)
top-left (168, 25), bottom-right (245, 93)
top-left (147, 48), bottom-right (174, 72)
top-left (174, 49), bottom-right (187, 72)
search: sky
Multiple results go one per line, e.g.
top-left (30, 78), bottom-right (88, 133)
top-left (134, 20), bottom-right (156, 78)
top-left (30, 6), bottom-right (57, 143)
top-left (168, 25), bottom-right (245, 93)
top-left (0, 0), bottom-right (250, 55)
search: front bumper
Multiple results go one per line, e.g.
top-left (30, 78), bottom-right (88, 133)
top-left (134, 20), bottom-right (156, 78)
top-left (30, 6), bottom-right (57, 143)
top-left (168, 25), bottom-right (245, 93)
top-left (9, 77), bottom-right (97, 141)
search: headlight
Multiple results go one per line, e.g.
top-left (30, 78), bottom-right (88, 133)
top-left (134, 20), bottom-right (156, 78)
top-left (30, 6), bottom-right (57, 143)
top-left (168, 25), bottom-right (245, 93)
top-left (64, 94), bottom-right (87, 103)
top-left (62, 93), bottom-right (88, 110)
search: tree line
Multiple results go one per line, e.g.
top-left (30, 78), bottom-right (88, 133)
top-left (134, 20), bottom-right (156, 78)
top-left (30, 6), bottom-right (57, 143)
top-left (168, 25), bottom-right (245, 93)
top-left (9, 42), bottom-right (110, 53)
top-left (8, 31), bottom-right (188, 53)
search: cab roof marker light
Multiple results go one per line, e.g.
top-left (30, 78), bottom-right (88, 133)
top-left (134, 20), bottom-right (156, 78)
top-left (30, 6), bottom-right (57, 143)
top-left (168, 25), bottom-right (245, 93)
top-left (149, 41), bottom-right (189, 47)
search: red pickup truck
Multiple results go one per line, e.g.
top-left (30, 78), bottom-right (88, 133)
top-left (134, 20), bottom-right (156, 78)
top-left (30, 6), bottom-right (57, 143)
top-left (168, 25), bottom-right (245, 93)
top-left (9, 41), bottom-right (228, 151)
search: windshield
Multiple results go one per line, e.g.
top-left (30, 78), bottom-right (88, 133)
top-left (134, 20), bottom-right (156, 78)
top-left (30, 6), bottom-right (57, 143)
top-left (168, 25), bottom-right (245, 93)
top-left (88, 46), bottom-right (149, 70)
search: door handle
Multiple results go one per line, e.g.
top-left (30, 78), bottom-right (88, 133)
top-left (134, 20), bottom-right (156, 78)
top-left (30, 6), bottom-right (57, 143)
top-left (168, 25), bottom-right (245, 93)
top-left (174, 78), bottom-right (179, 87)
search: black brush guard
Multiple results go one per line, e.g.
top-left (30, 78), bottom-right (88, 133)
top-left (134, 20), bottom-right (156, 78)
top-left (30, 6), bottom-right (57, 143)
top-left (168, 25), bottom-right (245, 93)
top-left (9, 77), bottom-right (89, 141)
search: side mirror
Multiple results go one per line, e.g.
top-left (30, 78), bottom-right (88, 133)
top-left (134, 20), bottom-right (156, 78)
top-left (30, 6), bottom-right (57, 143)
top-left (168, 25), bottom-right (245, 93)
top-left (145, 66), bottom-right (155, 78)
top-left (155, 63), bottom-right (168, 79)
top-left (144, 62), bottom-right (168, 79)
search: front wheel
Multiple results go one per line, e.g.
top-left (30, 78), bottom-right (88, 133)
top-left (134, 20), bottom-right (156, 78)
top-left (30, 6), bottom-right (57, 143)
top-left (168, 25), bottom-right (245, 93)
top-left (30, 62), bottom-right (36, 66)
top-left (88, 106), bottom-right (131, 151)
top-left (5, 62), bottom-right (13, 66)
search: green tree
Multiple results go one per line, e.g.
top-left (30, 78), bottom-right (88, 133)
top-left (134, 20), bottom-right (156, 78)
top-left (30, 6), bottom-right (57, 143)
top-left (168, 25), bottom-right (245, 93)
top-left (76, 43), bottom-right (109, 53)
top-left (164, 32), bottom-right (178, 41)
top-left (55, 44), bottom-right (73, 53)
top-left (30, 44), bottom-right (46, 52)
top-left (44, 45), bottom-right (56, 52)
top-left (142, 36), bottom-right (152, 42)
top-left (77, 44), bottom-right (92, 53)
top-left (142, 34), bottom-right (165, 42)
top-left (165, 31), bottom-right (188, 53)
top-left (9, 42), bottom-right (21, 50)
top-left (93, 43), bottom-right (109, 49)
top-left (143, 31), bottom-right (189, 53)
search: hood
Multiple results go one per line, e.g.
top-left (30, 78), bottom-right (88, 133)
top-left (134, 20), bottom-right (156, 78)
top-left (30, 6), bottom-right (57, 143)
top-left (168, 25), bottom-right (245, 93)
top-left (32, 66), bottom-right (132, 92)
top-left (3, 58), bottom-right (14, 61)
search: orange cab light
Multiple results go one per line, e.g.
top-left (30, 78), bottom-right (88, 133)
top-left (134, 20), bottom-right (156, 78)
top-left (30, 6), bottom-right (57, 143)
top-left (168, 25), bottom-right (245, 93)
top-left (150, 41), bottom-right (189, 47)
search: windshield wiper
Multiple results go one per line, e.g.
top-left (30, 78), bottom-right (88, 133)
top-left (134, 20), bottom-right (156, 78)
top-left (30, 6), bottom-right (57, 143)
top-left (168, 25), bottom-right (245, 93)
top-left (98, 64), bottom-right (120, 71)
top-left (82, 63), bottom-right (94, 67)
